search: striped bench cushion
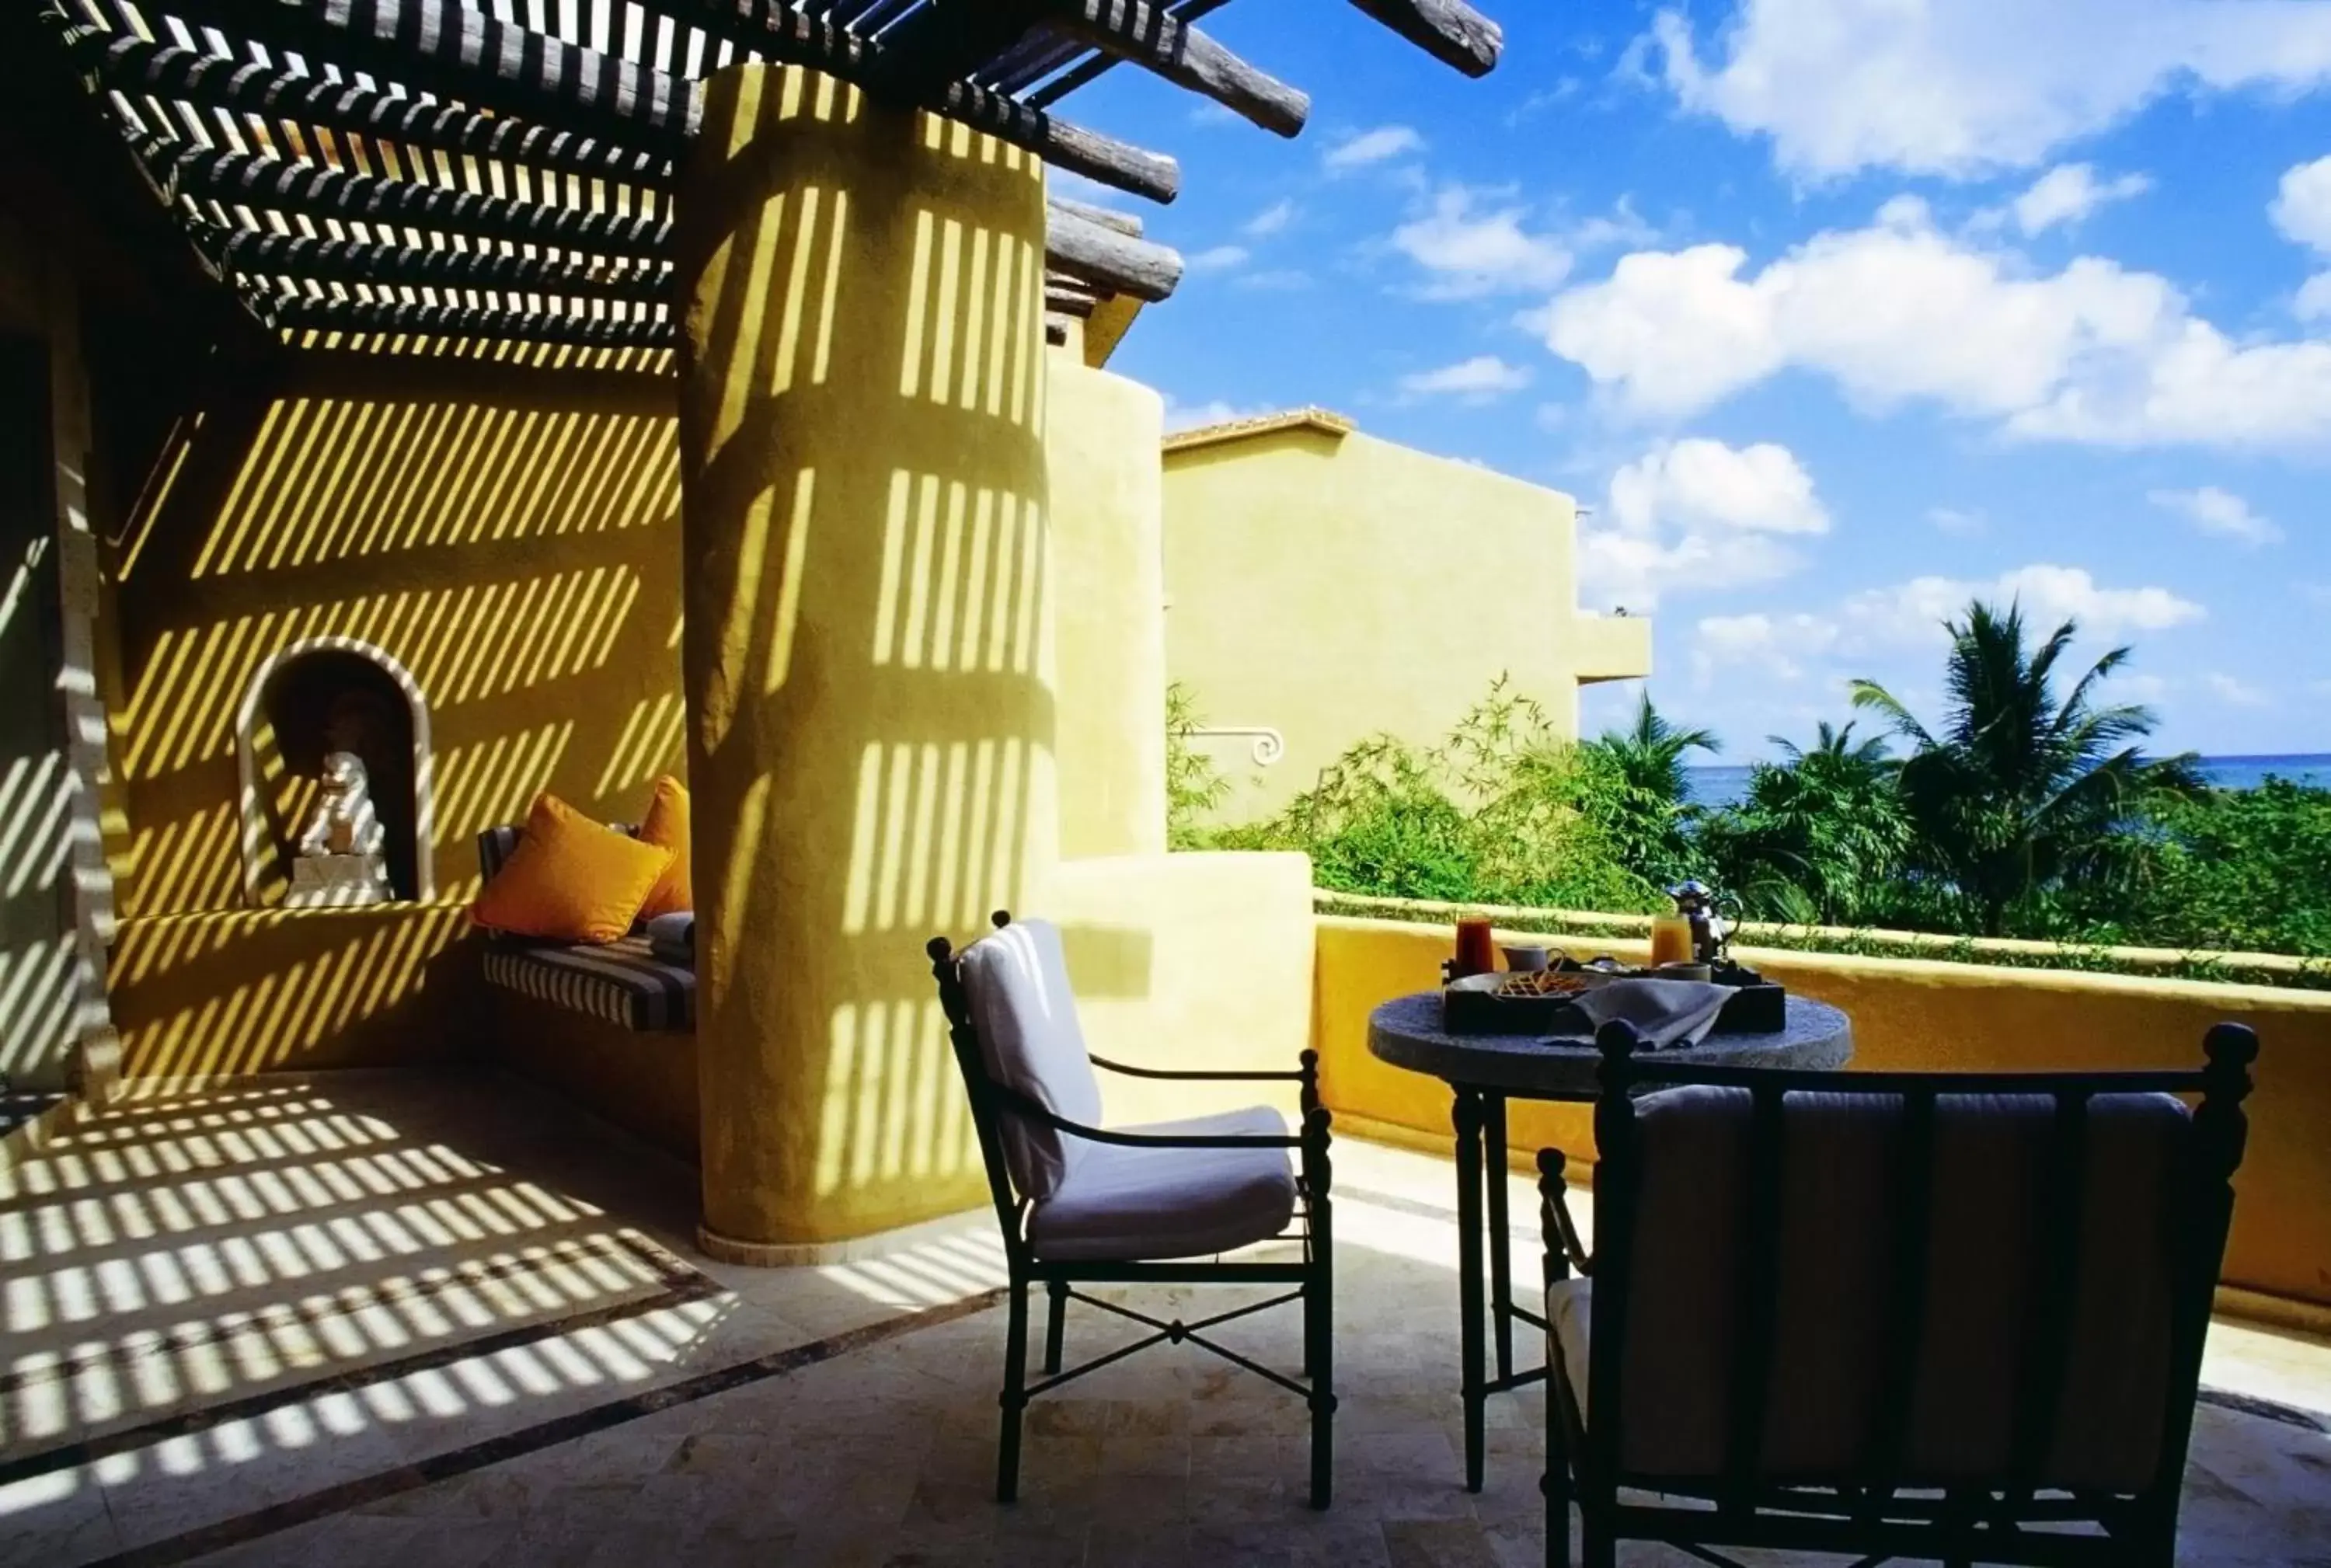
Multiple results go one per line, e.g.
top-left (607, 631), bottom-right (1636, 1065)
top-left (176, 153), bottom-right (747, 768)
top-left (476, 822), bottom-right (691, 1033)
top-left (482, 936), bottom-right (695, 1033)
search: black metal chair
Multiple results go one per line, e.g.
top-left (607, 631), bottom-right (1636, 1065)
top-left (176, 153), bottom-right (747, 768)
top-left (926, 911), bottom-right (1336, 1507)
top-left (1537, 1018), bottom-right (2258, 1568)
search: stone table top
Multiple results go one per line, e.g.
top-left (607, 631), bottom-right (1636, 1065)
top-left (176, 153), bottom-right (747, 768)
top-left (1366, 988), bottom-right (1854, 1099)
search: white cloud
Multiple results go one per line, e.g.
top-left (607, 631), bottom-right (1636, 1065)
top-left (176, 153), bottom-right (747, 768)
top-left (2012, 164), bottom-right (2152, 234)
top-left (1398, 355), bottom-right (1533, 400)
top-left (2272, 155), bottom-right (2331, 253)
top-left (1541, 201), bottom-right (2331, 449)
top-left (2148, 486), bottom-right (2284, 546)
top-left (1925, 506), bottom-right (1985, 535)
top-left (1650, 0), bottom-right (2331, 179)
top-left (1841, 564), bottom-right (2205, 647)
top-left (1235, 269), bottom-right (1312, 292)
top-left (1186, 244), bottom-right (1249, 274)
top-left (1580, 439), bottom-right (1828, 611)
top-left (2297, 272), bottom-right (2331, 322)
top-left (2204, 671), bottom-right (2271, 707)
top-left (1608, 439), bottom-right (1829, 536)
top-left (1323, 124), bottom-right (1423, 172)
top-left (1242, 199), bottom-right (1296, 239)
top-left (1692, 612), bottom-right (1841, 686)
top-left (1392, 187), bottom-right (1573, 298)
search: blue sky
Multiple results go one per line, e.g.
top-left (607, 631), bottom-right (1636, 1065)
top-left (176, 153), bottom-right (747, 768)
top-left (1061, 0), bottom-right (2331, 762)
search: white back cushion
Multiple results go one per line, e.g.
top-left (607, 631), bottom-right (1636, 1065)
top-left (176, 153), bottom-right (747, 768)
top-left (956, 919), bottom-right (1104, 1202)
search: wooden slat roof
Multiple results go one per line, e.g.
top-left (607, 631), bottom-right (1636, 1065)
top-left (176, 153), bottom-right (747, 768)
top-left (37, 0), bottom-right (1503, 361)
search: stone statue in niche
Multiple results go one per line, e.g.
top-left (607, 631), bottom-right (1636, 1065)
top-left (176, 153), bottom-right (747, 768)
top-left (284, 707), bottom-right (394, 908)
top-left (297, 751), bottom-right (386, 859)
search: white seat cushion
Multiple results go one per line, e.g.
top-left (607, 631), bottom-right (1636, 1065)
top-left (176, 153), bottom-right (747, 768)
top-left (1547, 1276), bottom-right (1593, 1422)
top-left (1025, 1106), bottom-right (1297, 1262)
top-left (956, 920), bottom-right (1105, 1201)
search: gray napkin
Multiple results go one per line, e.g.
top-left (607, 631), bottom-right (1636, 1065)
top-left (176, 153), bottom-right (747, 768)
top-left (1556, 977), bottom-right (1730, 1050)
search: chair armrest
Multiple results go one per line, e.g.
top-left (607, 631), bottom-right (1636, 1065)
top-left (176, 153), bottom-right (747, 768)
top-left (987, 1082), bottom-right (1302, 1150)
top-left (1087, 1053), bottom-right (1309, 1083)
top-left (1538, 1148), bottom-right (1591, 1279)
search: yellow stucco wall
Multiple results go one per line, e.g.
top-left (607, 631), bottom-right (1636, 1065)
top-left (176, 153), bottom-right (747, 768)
top-left (1311, 914), bottom-right (2331, 1313)
top-left (109, 904), bottom-right (479, 1077)
top-left (1161, 419), bottom-right (1650, 822)
top-left (113, 353), bottom-right (685, 918)
top-left (1048, 852), bottom-right (1315, 1127)
top-left (1049, 350), bottom-right (1167, 860)
top-left (676, 65), bottom-right (1056, 1253)
top-left (104, 350), bottom-right (685, 1075)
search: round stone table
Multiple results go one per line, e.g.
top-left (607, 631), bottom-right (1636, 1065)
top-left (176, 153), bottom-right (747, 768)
top-left (1367, 989), bottom-right (1853, 1491)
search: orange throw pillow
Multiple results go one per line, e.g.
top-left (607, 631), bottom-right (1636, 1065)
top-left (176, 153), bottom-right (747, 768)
top-left (637, 775), bottom-right (692, 919)
top-left (470, 793), bottom-right (673, 943)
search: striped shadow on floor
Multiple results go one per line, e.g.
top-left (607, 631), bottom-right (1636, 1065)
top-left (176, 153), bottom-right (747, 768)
top-left (75, 1285), bottom-right (1008, 1568)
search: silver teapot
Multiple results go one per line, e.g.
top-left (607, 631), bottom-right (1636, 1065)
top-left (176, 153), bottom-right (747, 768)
top-left (1664, 880), bottom-right (1738, 965)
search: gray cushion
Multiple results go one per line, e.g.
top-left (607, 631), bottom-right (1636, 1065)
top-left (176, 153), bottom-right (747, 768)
top-left (1566, 1085), bottom-right (2190, 1490)
top-left (482, 936), bottom-right (694, 1033)
top-left (1026, 1106), bottom-right (1296, 1262)
top-left (956, 919), bottom-right (1106, 1202)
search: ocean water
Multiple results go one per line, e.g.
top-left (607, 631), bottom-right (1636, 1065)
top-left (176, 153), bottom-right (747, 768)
top-left (1685, 753), bottom-right (2331, 810)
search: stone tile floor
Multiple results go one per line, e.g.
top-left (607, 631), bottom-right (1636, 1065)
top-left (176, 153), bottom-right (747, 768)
top-left (3, 1071), bottom-right (2327, 1566)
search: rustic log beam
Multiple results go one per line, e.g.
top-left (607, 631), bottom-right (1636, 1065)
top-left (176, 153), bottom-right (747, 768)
top-left (1037, 1), bottom-right (1307, 137)
top-left (1023, 0), bottom-right (1232, 106)
top-left (150, 0), bottom-right (697, 150)
top-left (1043, 200), bottom-right (1179, 301)
top-left (198, 225), bottom-right (673, 301)
top-left (1047, 193), bottom-right (1141, 237)
top-left (134, 135), bottom-right (671, 256)
top-left (263, 292), bottom-right (676, 348)
top-left (1343, 0), bottom-right (1502, 77)
top-left (61, 23), bottom-right (674, 186)
top-left (933, 77), bottom-right (1179, 203)
top-left (681, 0), bottom-right (1180, 202)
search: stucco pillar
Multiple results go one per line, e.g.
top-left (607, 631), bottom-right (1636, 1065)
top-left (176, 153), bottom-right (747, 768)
top-left (675, 65), bottom-right (1055, 1258)
top-left (1047, 350), bottom-right (1167, 859)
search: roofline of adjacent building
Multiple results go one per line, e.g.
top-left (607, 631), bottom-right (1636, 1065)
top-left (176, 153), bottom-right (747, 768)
top-left (1161, 406), bottom-right (1356, 455)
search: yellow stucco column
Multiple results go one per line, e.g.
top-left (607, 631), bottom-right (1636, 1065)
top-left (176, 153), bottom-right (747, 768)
top-left (675, 65), bottom-right (1054, 1258)
top-left (1047, 349), bottom-right (1168, 859)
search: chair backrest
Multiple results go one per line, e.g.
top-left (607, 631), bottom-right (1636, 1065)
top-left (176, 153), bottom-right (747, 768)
top-left (1584, 1023), bottom-right (2255, 1499)
top-left (943, 917), bottom-right (1103, 1204)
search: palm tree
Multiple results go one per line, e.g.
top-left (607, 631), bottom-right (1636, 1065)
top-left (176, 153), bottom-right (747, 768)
top-left (1849, 599), bottom-right (2200, 936)
top-left (1700, 721), bottom-right (1910, 925)
top-left (1596, 691), bottom-right (1722, 805)
top-left (1581, 692), bottom-right (1721, 882)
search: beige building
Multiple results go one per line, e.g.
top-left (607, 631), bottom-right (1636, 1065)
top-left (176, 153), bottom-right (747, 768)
top-left (1161, 409), bottom-right (1653, 822)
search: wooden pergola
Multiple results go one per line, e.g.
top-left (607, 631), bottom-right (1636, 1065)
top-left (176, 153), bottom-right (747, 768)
top-left (37, 0), bottom-right (1503, 358)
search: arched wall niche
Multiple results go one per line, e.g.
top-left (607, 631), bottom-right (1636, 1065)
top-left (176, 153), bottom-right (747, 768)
top-left (234, 636), bottom-right (437, 904)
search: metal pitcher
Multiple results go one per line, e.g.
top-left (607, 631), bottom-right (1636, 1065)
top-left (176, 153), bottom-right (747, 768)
top-left (1663, 880), bottom-right (1740, 965)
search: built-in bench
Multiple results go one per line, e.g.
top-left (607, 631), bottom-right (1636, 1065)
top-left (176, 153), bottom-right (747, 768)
top-left (475, 824), bottom-right (699, 1159)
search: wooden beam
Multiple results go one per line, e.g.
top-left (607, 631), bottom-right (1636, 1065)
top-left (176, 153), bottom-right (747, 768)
top-left (62, 24), bottom-right (674, 186)
top-left (199, 225), bottom-right (673, 301)
top-left (1343, 0), bottom-right (1503, 77)
top-left (1044, 200), bottom-right (1180, 301)
top-left (134, 135), bottom-right (671, 256)
top-left (1048, 193), bottom-right (1141, 237)
top-left (263, 293), bottom-right (676, 348)
top-left (1036, 1), bottom-right (1308, 138)
top-left (152, 0), bottom-right (698, 150)
top-left (681, 0), bottom-right (1181, 203)
top-left (933, 77), bottom-right (1179, 203)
